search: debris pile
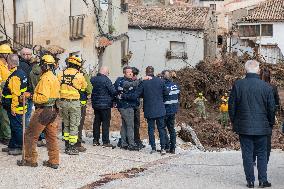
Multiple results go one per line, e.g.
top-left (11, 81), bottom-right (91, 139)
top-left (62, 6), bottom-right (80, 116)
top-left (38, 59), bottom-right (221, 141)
top-left (176, 54), bottom-right (284, 150)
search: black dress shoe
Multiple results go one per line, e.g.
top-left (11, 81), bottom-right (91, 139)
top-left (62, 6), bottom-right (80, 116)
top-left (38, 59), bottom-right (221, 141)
top-left (128, 145), bottom-right (140, 151)
top-left (246, 182), bottom-right (254, 188)
top-left (259, 181), bottom-right (271, 188)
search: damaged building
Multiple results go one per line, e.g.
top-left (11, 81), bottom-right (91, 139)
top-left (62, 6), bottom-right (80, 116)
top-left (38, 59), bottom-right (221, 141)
top-left (0, 0), bottom-right (129, 80)
top-left (128, 5), bottom-right (217, 74)
top-left (231, 0), bottom-right (284, 64)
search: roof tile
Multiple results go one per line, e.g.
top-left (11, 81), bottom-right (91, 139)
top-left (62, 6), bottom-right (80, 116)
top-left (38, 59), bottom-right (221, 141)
top-left (129, 6), bottom-right (210, 30)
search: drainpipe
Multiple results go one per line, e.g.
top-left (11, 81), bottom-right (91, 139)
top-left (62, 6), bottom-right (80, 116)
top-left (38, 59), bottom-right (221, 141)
top-left (13, 0), bottom-right (16, 45)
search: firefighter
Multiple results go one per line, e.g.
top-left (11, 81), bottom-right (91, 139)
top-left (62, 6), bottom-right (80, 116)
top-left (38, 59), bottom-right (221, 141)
top-left (0, 44), bottom-right (12, 146)
top-left (17, 54), bottom-right (60, 169)
top-left (194, 92), bottom-right (207, 119)
top-left (1, 54), bottom-right (29, 156)
top-left (219, 97), bottom-right (229, 128)
top-left (221, 93), bottom-right (229, 102)
top-left (76, 68), bottom-right (93, 152)
top-left (58, 55), bottom-right (87, 155)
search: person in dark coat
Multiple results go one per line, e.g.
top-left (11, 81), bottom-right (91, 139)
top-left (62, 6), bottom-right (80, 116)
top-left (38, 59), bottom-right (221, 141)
top-left (114, 66), bottom-right (139, 151)
top-left (162, 70), bottom-right (180, 154)
top-left (122, 66), bottom-right (169, 155)
top-left (91, 66), bottom-right (117, 148)
top-left (228, 60), bottom-right (275, 188)
top-left (19, 48), bottom-right (45, 146)
top-left (252, 68), bottom-right (279, 164)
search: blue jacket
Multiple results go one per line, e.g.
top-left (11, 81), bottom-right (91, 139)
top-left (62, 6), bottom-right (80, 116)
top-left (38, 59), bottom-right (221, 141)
top-left (164, 79), bottom-right (180, 115)
top-left (19, 58), bottom-right (32, 93)
top-left (228, 73), bottom-right (275, 135)
top-left (122, 76), bottom-right (168, 119)
top-left (114, 77), bottom-right (137, 109)
top-left (91, 73), bottom-right (117, 109)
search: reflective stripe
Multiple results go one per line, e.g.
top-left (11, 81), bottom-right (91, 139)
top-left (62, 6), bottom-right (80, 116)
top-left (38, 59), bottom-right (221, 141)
top-left (80, 89), bottom-right (86, 92)
top-left (3, 95), bottom-right (12, 99)
top-left (20, 87), bottom-right (27, 92)
top-left (81, 101), bottom-right (87, 105)
top-left (164, 100), bottom-right (179, 105)
top-left (60, 89), bottom-right (79, 94)
top-left (63, 132), bottom-right (70, 141)
top-left (16, 105), bottom-right (28, 111)
top-left (69, 135), bottom-right (78, 144)
top-left (169, 90), bottom-right (180, 95)
top-left (3, 87), bottom-right (27, 98)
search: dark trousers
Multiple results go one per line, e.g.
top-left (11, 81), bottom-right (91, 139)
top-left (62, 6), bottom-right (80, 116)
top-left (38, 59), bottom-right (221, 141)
top-left (7, 112), bottom-right (23, 149)
top-left (165, 114), bottom-right (176, 149)
top-left (78, 105), bottom-right (87, 144)
top-left (93, 108), bottom-right (111, 144)
top-left (147, 116), bottom-right (167, 150)
top-left (239, 135), bottom-right (268, 183)
top-left (134, 108), bottom-right (141, 144)
top-left (253, 135), bottom-right (271, 163)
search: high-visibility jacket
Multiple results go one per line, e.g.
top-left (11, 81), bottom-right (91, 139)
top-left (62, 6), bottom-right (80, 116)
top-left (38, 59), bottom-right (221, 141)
top-left (0, 59), bottom-right (10, 86)
top-left (58, 68), bottom-right (87, 100)
top-left (80, 73), bottom-right (92, 105)
top-left (33, 71), bottom-right (60, 105)
top-left (219, 103), bottom-right (228, 112)
top-left (2, 68), bottom-right (28, 114)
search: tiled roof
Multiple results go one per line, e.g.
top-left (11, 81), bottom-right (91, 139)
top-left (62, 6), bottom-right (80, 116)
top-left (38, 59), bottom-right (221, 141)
top-left (242, 0), bottom-right (284, 22)
top-left (129, 6), bottom-right (210, 30)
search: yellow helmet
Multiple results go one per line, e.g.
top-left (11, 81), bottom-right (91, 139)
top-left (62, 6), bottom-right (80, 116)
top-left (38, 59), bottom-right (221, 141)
top-left (198, 92), bottom-right (203, 96)
top-left (0, 44), bottom-right (12, 54)
top-left (41, 54), bottom-right (55, 65)
top-left (67, 55), bottom-right (82, 67)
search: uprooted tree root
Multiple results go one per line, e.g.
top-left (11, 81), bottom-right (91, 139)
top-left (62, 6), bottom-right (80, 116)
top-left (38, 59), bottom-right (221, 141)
top-left (176, 54), bottom-right (284, 150)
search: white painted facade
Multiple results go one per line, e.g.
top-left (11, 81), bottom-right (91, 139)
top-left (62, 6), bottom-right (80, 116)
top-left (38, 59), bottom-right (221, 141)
top-left (231, 22), bottom-right (284, 64)
top-left (0, 0), bottom-right (128, 81)
top-left (128, 29), bottom-right (204, 75)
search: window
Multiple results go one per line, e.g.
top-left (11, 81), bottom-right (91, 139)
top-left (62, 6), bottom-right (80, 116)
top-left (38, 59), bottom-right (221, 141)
top-left (13, 22), bottom-right (33, 49)
top-left (166, 41), bottom-right (188, 60)
top-left (210, 4), bottom-right (216, 11)
top-left (121, 0), bottom-right (128, 12)
top-left (121, 39), bottom-right (131, 65)
top-left (217, 35), bottom-right (223, 46)
top-left (239, 25), bottom-right (260, 37)
top-left (239, 24), bottom-right (273, 37)
top-left (261, 24), bottom-right (273, 36)
top-left (69, 15), bottom-right (85, 40)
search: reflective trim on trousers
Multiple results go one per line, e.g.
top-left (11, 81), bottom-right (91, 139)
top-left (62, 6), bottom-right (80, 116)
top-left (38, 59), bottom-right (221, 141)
top-left (164, 100), bottom-right (179, 105)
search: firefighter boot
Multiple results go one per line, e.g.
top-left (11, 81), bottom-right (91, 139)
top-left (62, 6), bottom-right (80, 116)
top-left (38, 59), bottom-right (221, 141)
top-left (64, 141), bottom-right (70, 154)
top-left (68, 145), bottom-right (79, 155)
top-left (76, 142), bottom-right (86, 153)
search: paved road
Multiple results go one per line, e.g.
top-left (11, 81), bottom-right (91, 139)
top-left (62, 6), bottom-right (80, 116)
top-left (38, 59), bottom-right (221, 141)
top-left (0, 139), bottom-right (283, 189)
top-left (100, 150), bottom-right (284, 189)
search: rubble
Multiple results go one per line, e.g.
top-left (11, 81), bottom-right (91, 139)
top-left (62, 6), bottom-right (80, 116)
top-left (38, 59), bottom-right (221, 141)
top-left (175, 54), bottom-right (284, 150)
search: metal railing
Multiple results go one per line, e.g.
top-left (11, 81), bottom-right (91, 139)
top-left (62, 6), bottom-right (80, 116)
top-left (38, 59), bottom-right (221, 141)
top-left (69, 14), bottom-right (85, 40)
top-left (13, 22), bottom-right (33, 49)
